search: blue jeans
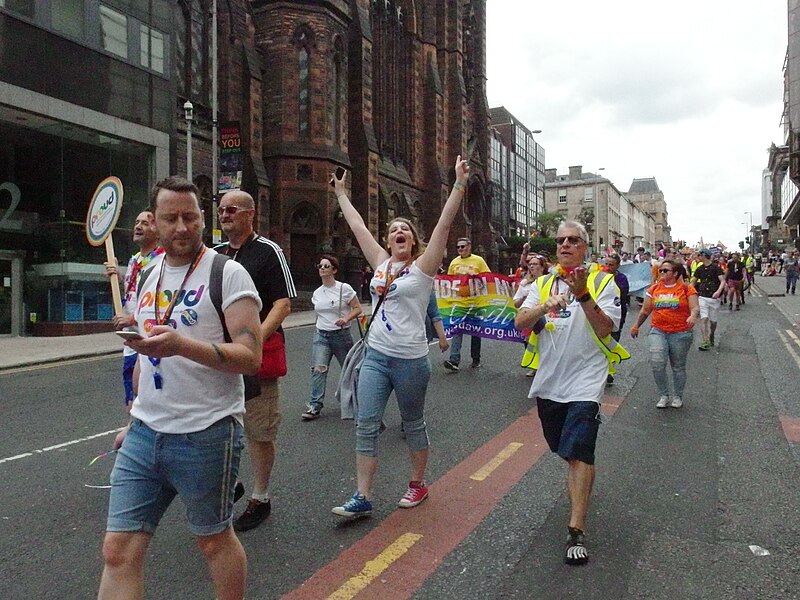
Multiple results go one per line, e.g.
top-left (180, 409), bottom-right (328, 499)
top-left (449, 333), bottom-right (481, 365)
top-left (107, 417), bottom-right (244, 536)
top-left (356, 347), bottom-right (431, 457)
top-left (647, 328), bottom-right (693, 398)
top-left (309, 328), bottom-right (354, 410)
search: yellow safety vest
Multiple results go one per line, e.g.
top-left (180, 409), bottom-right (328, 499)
top-left (520, 272), bottom-right (631, 373)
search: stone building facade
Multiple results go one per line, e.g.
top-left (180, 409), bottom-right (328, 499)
top-left (544, 166), bottom-right (656, 254)
top-left (627, 177), bottom-right (671, 248)
top-left (180, 0), bottom-right (492, 287)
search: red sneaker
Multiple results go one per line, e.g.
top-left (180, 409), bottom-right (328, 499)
top-left (398, 481), bottom-right (429, 508)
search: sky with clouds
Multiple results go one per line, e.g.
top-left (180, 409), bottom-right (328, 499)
top-left (486, 1), bottom-right (787, 249)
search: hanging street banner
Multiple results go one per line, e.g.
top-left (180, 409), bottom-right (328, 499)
top-left (218, 121), bottom-right (243, 193)
top-left (434, 273), bottom-right (526, 343)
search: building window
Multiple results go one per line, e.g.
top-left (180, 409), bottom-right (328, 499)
top-left (584, 188), bottom-right (593, 202)
top-left (0, 0), bottom-right (35, 18)
top-left (51, 0), bottom-right (85, 39)
top-left (558, 190), bottom-right (567, 204)
top-left (140, 24), bottom-right (164, 73)
top-left (99, 5), bottom-right (127, 58)
top-left (298, 46), bottom-right (310, 137)
top-left (296, 164), bottom-right (313, 181)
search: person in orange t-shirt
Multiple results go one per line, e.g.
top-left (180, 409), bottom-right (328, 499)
top-left (630, 259), bottom-right (699, 409)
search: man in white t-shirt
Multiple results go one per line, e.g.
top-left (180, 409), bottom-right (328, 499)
top-left (515, 220), bottom-right (621, 567)
top-left (97, 177), bottom-right (263, 600)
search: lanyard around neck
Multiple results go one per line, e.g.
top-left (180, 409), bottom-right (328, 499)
top-left (154, 245), bottom-right (207, 325)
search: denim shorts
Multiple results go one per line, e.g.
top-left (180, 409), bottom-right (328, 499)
top-left (107, 417), bottom-right (244, 536)
top-left (536, 398), bottom-right (601, 465)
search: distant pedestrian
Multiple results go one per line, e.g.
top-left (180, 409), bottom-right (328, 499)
top-left (329, 156), bottom-right (469, 518)
top-left (301, 254), bottom-right (362, 421)
top-left (103, 211), bottom-right (162, 423)
top-left (603, 254), bottom-right (629, 384)
top-left (725, 252), bottom-right (744, 310)
top-left (515, 253), bottom-right (548, 377)
top-left (443, 238), bottom-right (491, 371)
top-left (98, 177), bottom-right (263, 600)
top-left (630, 259), bottom-right (698, 409)
top-left (515, 220), bottom-right (626, 566)
top-left (785, 250), bottom-right (799, 295)
top-left (693, 249), bottom-right (726, 350)
top-left (216, 189), bottom-right (297, 533)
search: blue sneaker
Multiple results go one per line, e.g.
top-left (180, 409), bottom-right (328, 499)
top-left (332, 492), bottom-right (373, 518)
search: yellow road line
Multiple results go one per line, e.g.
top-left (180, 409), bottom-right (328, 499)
top-left (470, 442), bottom-right (524, 481)
top-left (327, 533), bottom-right (423, 600)
top-left (778, 330), bottom-right (800, 371)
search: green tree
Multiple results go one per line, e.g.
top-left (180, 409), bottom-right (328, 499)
top-left (535, 211), bottom-right (564, 238)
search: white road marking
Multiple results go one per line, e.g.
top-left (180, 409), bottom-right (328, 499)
top-left (777, 330), bottom-right (800, 371)
top-left (0, 428), bottom-right (124, 465)
top-left (0, 354), bottom-right (116, 375)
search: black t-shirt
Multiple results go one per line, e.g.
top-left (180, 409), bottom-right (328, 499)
top-left (216, 234), bottom-right (296, 325)
top-left (693, 263), bottom-right (724, 297)
top-left (726, 260), bottom-right (744, 281)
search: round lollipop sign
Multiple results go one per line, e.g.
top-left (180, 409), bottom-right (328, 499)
top-left (86, 176), bottom-right (124, 246)
top-left (86, 176), bottom-right (124, 315)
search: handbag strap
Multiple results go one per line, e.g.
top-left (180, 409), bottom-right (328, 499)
top-left (363, 259), bottom-right (411, 338)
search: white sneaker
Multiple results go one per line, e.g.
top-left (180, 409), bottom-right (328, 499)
top-left (656, 396), bottom-right (669, 409)
top-left (671, 396), bottom-right (683, 409)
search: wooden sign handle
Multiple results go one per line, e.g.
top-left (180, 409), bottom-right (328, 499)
top-left (105, 235), bottom-right (123, 316)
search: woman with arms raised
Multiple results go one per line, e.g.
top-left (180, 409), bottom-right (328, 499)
top-left (330, 156), bottom-right (469, 518)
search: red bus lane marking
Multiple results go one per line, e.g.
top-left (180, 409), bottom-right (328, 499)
top-left (283, 394), bottom-right (625, 600)
top-left (780, 416), bottom-right (800, 443)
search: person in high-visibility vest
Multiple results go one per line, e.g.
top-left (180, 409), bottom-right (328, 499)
top-left (515, 220), bottom-right (627, 567)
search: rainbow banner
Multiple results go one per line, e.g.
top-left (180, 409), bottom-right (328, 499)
top-left (434, 273), bottom-right (527, 343)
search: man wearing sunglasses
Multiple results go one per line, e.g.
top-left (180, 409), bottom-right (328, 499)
top-left (216, 190), bottom-right (297, 532)
top-left (444, 238), bottom-right (490, 371)
top-left (515, 220), bottom-right (622, 566)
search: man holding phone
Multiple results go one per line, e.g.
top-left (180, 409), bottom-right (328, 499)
top-left (98, 177), bottom-right (263, 600)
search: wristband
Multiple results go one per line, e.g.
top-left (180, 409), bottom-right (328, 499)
top-left (576, 292), bottom-right (591, 303)
top-left (453, 181), bottom-right (466, 192)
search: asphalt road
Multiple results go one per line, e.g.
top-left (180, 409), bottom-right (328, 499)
top-left (1, 290), bottom-right (799, 599)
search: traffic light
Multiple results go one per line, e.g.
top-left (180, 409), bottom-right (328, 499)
top-left (739, 240), bottom-right (745, 249)
top-left (745, 236), bottom-right (750, 244)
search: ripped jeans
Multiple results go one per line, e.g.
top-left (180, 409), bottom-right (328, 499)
top-left (648, 328), bottom-right (693, 398)
top-left (309, 328), bottom-right (354, 410)
top-left (356, 348), bottom-right (431, 457)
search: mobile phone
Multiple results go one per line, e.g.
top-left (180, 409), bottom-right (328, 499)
top-left (116, 330), bottom-right (144, 341)
top-left (329, 166), bottom-right (346, 187)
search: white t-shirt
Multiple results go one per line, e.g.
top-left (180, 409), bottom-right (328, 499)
top-left (367, 259), bottom-right (433, 359)
top-left (522, 275), bottom-right (621, 403)
top-left (313, 281), bottom-right (357, 331)
top-left (513, 279), bottom-right (533, 304)
top-left (131, 249), bottom-right (262, 433)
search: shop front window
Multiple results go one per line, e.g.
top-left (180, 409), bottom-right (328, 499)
top-left (0, 117), bottom-right (152, 331)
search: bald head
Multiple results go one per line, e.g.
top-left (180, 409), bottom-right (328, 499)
top-left (219, 190), bottom-right (256, 246)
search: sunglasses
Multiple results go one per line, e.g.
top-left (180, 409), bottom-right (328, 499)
top-left (659, 268), bottom-right (673, 273)
top-left (457, 244), bottom-right (469, 249)
top-left (316, 263), bottom-right (333, 269)
top-left (218, 206), bottom-right (253, 216)
top-left (555, 236), bottom-right (584, 245)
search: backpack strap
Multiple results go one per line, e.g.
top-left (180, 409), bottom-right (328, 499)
top-left (209, 253), bottom-right (231, 343)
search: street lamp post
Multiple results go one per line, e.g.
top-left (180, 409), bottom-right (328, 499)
top-left (183, 101), bottom-right (194, 182)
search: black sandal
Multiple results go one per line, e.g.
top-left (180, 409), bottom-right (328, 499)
top-left (565, 527), bottom-right (589, 565)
